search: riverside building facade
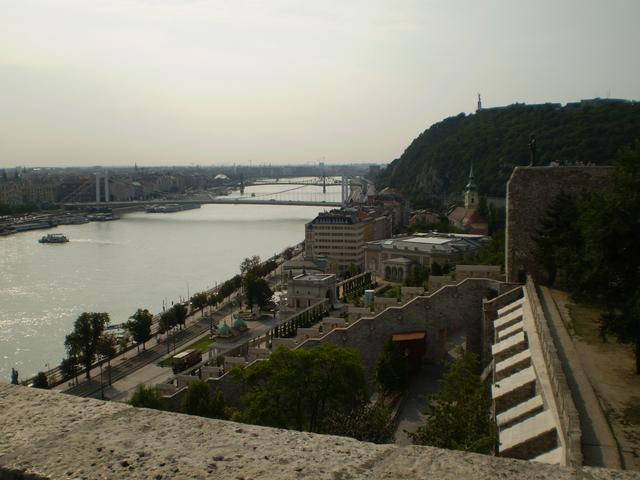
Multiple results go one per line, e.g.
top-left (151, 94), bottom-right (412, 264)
top-left (304, 208), bottom-right (392, 275)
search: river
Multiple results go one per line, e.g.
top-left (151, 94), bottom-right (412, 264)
top-left (0, 184), bottom-right (340, 381)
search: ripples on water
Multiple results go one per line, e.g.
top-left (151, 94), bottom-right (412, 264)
top-left (0, 186), bottom-right (336, 380)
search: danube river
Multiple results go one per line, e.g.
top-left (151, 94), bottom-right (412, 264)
top-left (0, 184), bottom-right (338, 381)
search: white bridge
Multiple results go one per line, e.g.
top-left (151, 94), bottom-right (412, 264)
top-left (63, 174), bottom-right (355, 209)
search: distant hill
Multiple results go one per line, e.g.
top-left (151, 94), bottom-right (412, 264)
top-left (377, 99), bottom-right (640, 207)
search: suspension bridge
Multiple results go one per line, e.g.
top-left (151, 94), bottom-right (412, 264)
top-left (62, 174), bottom-right (358, 209)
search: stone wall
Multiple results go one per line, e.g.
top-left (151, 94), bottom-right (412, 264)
top-left (1, 384), bottom-right (639, 480)
top-left (300, 278), bottom-right (500, 380)
top-left (525, 277), bottom-right (582, 467)
top-left (505, 166), bottom-right (612, 283)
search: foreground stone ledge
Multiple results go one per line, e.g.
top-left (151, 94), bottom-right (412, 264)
top-left (1, 384), bottom-right (638, 480)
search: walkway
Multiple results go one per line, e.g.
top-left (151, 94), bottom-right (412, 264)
top-left (538, 286), bottom-right (622, 469)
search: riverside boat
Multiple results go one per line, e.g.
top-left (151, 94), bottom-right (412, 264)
top-left (38, 233), bottom-right (69, 244)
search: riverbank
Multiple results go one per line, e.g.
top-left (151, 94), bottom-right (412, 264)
top-left (1, 201), bottom-right (321, 381)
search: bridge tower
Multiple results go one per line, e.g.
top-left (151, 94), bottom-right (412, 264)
top-left (341, 176), bottom-right (349, 207)
top-left (94, 171), bottom-right (110, 203)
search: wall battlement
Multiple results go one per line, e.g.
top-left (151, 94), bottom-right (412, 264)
top-left (1, 384), bottom-right (638, 480)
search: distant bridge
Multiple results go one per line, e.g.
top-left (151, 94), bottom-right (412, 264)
top-left (63, 174), bottom-right (353, 208)
top-left (64, 198), bottom-right (342, 208)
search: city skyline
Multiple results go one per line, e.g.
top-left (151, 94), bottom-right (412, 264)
top-left (2, 0), bottom-right (640, 167)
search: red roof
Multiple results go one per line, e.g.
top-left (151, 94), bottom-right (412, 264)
top-left (392, 332), bottom-right (426, 342)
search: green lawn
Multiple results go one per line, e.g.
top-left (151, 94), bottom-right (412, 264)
top-left (159, 336), bottom-right (215, 368)
top-left (567, 304), bottom-right (603, 344)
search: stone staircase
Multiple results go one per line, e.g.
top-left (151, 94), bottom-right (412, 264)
top-left (491, 294), bottom-right (562, 463)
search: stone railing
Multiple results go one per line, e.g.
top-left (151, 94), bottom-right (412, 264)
top-left (525, 277), bottom-right (582, 467)
top-left (1, 384), bottom-right (637, 480)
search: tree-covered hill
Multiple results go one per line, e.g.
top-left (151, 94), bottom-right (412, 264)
top-left (377, 100), bottom-right (640, 207)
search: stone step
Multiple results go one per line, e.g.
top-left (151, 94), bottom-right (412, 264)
top-left (495, 349), bottom-right (532, 381)
top-left (492, 366), bottom-right (537, 414)
top-left (494, 307), bottom-right (523, 332)
top-left (499, 410), bottom-right (558, 460)
top-left (497, 297), bottom-right (524, 316)
top-left (492, 331), bottom-right (527, 364)
top-left (497, 394), bottom-right (544, 429)
top-left (532, 446), bottom-right (563, 464)
top-left (498, 321), bottom-right (524, 341)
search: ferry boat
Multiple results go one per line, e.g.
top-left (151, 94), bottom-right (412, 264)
top-left (38, 233), bottom-right (69, 244)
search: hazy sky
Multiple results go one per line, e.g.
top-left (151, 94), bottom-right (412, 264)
top-left (1, 0), bottom-right (639, 167)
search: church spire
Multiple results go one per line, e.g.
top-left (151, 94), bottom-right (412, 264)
top-left (464, 161), bottom-right (478, 208)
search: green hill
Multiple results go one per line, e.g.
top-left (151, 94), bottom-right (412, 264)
top-left (378, 99), bottom-right (640, 207)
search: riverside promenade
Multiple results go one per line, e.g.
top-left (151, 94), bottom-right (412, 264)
top-left (54, 248), bottom-right (299, 399)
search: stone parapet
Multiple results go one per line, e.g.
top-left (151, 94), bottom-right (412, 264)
top-left (525, 277), bottom-right (582, 467)
top-left (1, 384), bottom-right (638, 480)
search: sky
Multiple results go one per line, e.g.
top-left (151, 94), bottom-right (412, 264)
top-left (1, 0), bottom-right (639, 167)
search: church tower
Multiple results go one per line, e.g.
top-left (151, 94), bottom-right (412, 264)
top-left (464, 162), bottom-right (479, 208)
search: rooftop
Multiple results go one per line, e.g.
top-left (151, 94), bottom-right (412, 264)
top-left (292, 273), bottom-right (335, 282)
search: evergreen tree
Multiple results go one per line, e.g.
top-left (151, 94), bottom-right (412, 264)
top-left (532, 192), bottom-right (583, 287)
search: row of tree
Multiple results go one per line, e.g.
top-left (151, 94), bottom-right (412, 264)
top-left (534, 142), bottom-right (640, 373)
top-left (131, 339), bottom-right (494, 452)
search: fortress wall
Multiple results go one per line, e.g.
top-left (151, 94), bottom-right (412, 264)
top-left (525, 277), bottom-right (582, 467)
top-left (1, 384), bottom-right (637, 480)
top-left (505, 166), bottom-right (612, 283)
top-left (300, 278), bottom-right (500, 379)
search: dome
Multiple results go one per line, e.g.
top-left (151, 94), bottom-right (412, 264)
top-left (218, 323), bottom-right (232, 336)
top-left (232, 317), bottom-right (247, 330)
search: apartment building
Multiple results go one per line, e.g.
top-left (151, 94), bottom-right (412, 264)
top-left (305, 208), bottom-right (392, 274)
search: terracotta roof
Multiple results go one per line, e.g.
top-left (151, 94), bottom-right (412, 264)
top-left (392, 332), bottom-right (426, 342)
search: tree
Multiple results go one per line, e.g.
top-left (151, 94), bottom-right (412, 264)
top-left (190, 292), bottom-right (208, 311)
top-left (244, 274), bottom-right (273, 309)
top-left (532, 192), bottom-right (583, 287)
top-left (173, 303), bottom-right (188, 329)
top-left (64, 312), bottom-right (110, 380)
top-left (375, 339), bottom-right (410, 394)
top-left (240, 255), bottom-right (261, 276)
top-left (411, 350), bottom-right (495, 454)
top-left (97, 334), bottom-right (117, 368)
top-left (60, 356), bottom-right (79, 385)
top-left (130, 384), bottom-right (166, 410)
top-left (579, 142), bottom-right (640, 373)
top-left (404, 264), bottom-right (429, 287)
top-left (32, 371), bottom-right (49, 389)
top-left (180, 380), bottom-right (226, 419)
top-left (159, 309), bottom-right (176, 334)
top-left (127, 308), bottom-right (153, 351)
top-left (234, 344), bottom-right (366, 432)
top-left (322, 403), bottom-right (394, 443)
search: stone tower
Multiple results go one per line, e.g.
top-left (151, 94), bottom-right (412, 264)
top-left (464, 162), bottom-right (479, 208)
